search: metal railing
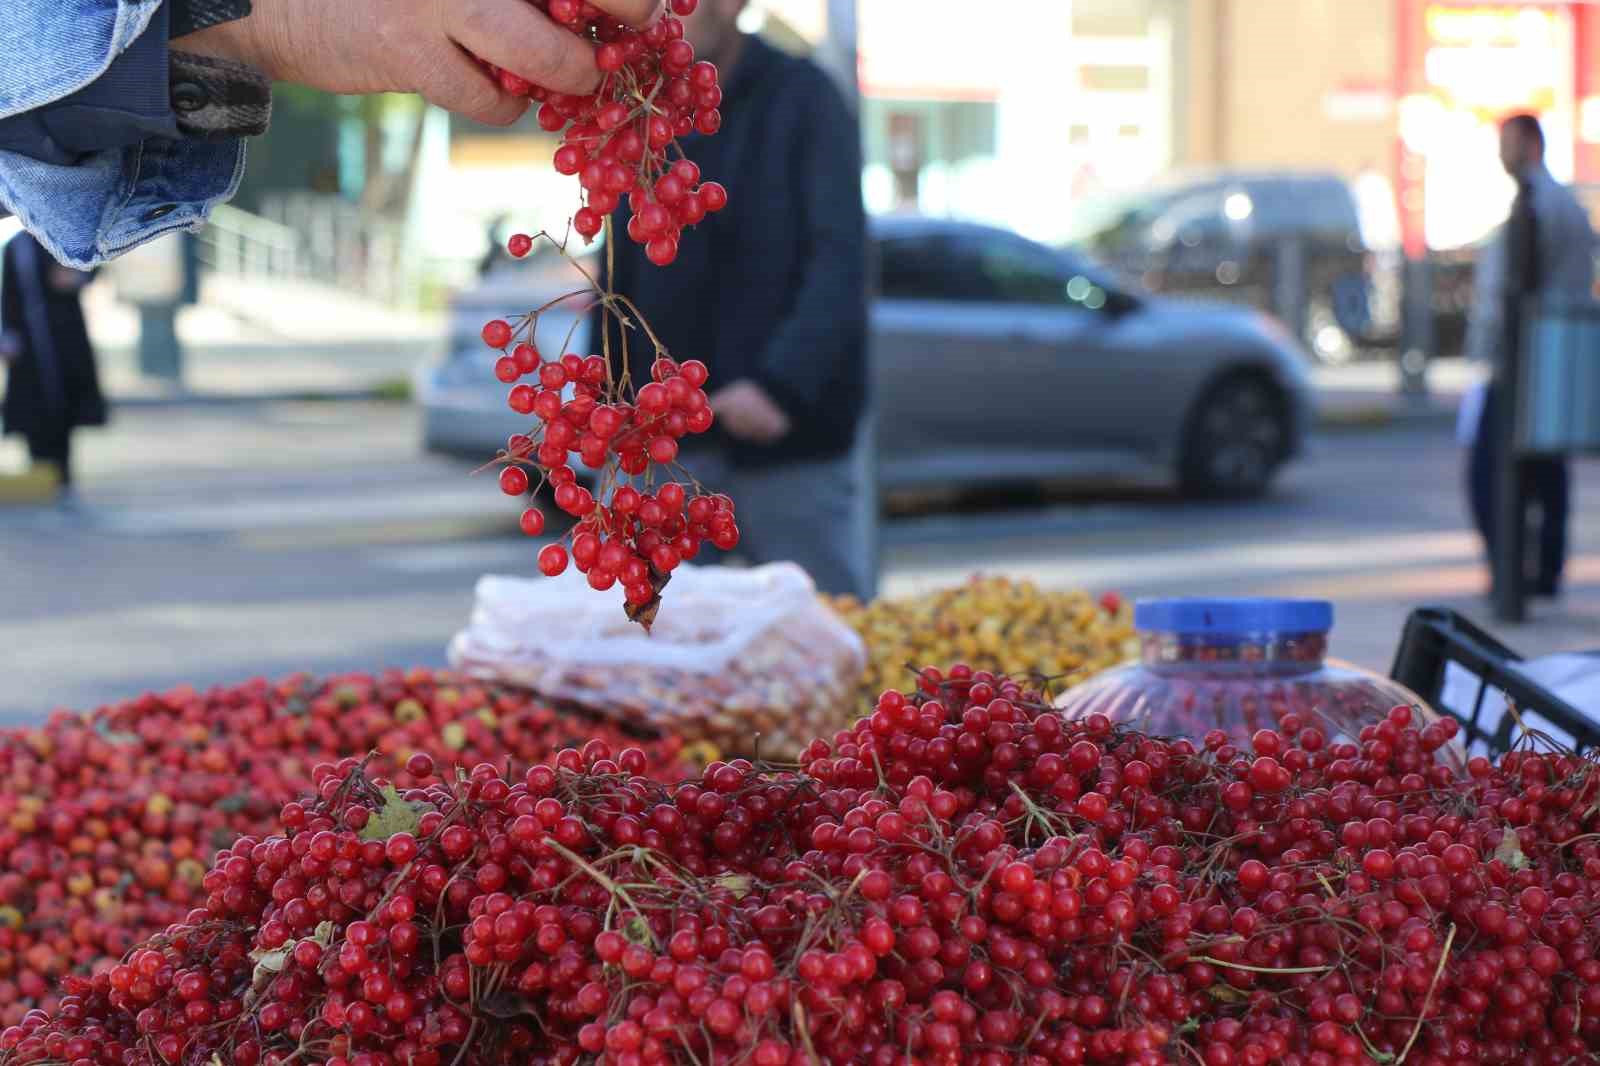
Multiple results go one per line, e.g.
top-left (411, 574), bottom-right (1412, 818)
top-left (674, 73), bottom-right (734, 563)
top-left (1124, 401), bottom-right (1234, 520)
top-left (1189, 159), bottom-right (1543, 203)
top-left (195, 203), bottom-right (301, 280)
top-left (194, 195), bottom-right (433, 308)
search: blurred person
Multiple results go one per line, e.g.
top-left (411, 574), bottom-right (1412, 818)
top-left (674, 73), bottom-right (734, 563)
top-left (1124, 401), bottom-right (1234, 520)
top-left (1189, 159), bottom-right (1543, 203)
top-left (596, 0), bottom-right (872, 599)
top-left (1466, 113), bottom-right (1598, 598)
top-left (0, 0), bottom-right (661, 270)
top-left (1, 230), bottom-right (106, 499)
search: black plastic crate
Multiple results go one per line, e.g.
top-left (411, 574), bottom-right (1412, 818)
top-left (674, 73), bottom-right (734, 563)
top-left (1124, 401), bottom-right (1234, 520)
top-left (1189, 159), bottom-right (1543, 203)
top-left (1389, 607), bottom-right (1600, 757)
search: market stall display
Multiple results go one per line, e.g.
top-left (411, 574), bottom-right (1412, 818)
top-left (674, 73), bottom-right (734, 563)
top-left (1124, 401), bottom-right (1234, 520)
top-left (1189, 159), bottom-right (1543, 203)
top-left (828, 577), bottom-right (1137, 710)
top-left (1057, 598), bottom-right (1447, 752)
top-left (5, 666), bottom-right (1596, 1065)
top-left (449, 563), bottom-right (866, 760)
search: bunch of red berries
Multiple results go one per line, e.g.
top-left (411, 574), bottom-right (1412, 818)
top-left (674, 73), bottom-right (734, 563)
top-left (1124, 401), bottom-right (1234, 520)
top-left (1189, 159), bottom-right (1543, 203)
top-left (482, 313), bottom-right (738, 625)
top-left (482, 0), bottom-right (727, 266)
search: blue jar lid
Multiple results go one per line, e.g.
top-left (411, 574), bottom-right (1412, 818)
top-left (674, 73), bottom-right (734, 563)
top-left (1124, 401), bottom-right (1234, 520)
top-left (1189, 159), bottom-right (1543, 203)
top-left (1134, 598), bottom-right (1334, 636)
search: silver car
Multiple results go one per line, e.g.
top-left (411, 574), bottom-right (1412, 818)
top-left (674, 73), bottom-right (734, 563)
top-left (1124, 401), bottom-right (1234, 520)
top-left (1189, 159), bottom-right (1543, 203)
top-left (419, 217), bottom-right (1315, 498)
top-left (872, 217), bottom-right (1314, 497)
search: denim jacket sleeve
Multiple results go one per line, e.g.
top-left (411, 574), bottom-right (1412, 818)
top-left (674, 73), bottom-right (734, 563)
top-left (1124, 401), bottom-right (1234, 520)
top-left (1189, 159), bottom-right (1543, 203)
top-left (0, 0), bottom-right (263, 269)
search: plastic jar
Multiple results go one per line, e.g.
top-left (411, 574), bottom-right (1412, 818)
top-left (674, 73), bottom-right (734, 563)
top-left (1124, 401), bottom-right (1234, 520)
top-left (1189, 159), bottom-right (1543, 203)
top-left (1055, 598), bottom-right (1443, 747)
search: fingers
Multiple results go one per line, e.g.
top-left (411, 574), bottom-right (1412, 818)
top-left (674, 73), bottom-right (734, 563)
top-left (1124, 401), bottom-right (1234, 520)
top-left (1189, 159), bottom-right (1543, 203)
top-left (590, 0), bottom-right (666, 27)
top-left (418, 44), bottom-right (532, 126)
top-left (449, 0), bottom-right (602, 96)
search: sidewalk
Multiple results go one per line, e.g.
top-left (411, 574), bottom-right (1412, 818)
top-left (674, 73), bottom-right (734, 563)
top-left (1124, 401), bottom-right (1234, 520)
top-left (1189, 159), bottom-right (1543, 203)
top-left (1312, 359), bottom-right (1474, 430)
top-left (83, 276), bottom-right (446, 405)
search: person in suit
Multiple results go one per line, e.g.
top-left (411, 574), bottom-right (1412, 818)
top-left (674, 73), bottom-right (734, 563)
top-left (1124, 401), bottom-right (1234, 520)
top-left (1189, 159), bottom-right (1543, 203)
top-left (1467, 113), bottom-right (1598, 598)
top-left (1, 229), bottom-right (106, 498)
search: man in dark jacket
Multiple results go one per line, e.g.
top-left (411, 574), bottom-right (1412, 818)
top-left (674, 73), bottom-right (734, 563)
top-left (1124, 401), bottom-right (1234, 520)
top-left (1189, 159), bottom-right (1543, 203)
top-left (1, 230), bottom-right (107, 496)
top-left (598, 0), bottom-right (873, 598)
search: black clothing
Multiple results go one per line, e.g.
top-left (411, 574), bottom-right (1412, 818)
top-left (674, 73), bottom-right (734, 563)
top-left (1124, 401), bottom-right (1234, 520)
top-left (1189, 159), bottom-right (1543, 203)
top-left (1468, 384), bottom-right (1569, 594)
top-left (2, 231), bottom-right (107, 484)
top-left (597, 35), bottom-right (868, 469)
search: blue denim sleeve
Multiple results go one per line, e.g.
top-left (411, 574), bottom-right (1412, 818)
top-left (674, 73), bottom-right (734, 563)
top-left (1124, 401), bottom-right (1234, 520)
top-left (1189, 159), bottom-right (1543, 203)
top-left (0, 0), bottom-right (245, 269)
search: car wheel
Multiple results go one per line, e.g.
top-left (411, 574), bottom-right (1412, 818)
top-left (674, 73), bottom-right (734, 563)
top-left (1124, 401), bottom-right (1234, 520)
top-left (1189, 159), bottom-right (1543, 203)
top-left (1179, 375), bottom-right (1288, 499)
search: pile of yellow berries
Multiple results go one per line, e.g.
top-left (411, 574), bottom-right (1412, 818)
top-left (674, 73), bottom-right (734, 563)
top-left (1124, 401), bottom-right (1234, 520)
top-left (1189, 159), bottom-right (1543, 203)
top-left (826, 576), bottom-right (1138, 711)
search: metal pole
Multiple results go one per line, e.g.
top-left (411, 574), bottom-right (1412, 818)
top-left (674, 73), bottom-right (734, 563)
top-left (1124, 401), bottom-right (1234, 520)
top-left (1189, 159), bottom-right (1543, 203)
top-left (1272, 237), bottom-right (1308, 347)
top-left (1493, 300), bottom-right (1527, 623)
top-left (136, 303), bottom-right (183, 382)
top-left (1399, 254), bottom-right (1433, 398)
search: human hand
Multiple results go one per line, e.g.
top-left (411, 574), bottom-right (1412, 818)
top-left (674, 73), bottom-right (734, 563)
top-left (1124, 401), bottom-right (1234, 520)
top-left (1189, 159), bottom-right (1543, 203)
top-left (709, 380), bottom-right (791, 444)
top-left (174, 0), bottom-right (663, 126)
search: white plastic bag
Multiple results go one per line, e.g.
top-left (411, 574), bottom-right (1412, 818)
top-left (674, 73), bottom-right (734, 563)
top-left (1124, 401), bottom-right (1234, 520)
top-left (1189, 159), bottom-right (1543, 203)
top-left (448, 563), bottom-right (867, 759)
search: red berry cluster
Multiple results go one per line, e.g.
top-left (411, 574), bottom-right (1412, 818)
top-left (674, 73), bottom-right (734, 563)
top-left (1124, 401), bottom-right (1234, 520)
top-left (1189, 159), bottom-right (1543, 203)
top-left (0, 670), bottom-right (693, 1027)
top-left (481, 0), bottom-right (728, 266)
top-left (482, 307), bottom-right (738, 626)
top-left (11, 666), bottom-right (1600, 1065)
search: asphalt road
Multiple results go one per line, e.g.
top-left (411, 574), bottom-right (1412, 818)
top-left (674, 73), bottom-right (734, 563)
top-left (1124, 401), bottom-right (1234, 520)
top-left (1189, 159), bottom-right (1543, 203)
top-left (3, 401), bottom-right (1598, 721)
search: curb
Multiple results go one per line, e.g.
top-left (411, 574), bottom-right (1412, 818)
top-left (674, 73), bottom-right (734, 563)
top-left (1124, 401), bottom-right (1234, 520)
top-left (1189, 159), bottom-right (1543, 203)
top-left (1316, 403), bottom-right (1458, 432)
top-left (107, 383), bottom-right (411, 409)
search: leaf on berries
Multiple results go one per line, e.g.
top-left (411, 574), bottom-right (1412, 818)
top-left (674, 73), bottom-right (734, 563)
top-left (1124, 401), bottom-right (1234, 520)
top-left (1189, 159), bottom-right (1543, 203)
top-left (1494, 827), bottom-right (1529, 870)
top-left (623, 916), bottom-right (654, 946)
top-left (714, 873), bottom-right (753, 899)
top-left (1204, 984), bottom-right (1248, 1004)
top-left (277, 696), bottom-right (311, 718)
top-left (359, 785), bottom-right (429, 843)
top-left (474, 706), bottom-right (499, 728)
top-left (217, 793), bottom-right (250, 813)
top-left (333, 684), bottom-right (363, 708)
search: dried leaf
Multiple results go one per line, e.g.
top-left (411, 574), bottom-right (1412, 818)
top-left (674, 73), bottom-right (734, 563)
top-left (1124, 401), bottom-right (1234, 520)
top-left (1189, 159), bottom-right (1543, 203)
top-left (360, 785), bottom-right (429, 842)
top-left (1205, 984), bottom-right (1247, 1004)
top-left (1494, 827), bottom-right (1529, 871)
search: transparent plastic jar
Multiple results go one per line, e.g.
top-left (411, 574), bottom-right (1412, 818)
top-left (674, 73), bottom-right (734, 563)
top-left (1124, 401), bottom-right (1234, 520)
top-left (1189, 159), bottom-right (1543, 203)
top-left (1056, 599), bottom-right (1443, 747)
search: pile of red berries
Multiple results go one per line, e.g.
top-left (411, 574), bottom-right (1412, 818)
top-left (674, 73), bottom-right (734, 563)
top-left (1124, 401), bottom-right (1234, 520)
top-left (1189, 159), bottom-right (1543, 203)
top-left (0, 670), bottom-right (692, 1026)
top-left (482, 0), bottom-right (727, 266)
top-left (11, 663), bottom-right (1600, 1065)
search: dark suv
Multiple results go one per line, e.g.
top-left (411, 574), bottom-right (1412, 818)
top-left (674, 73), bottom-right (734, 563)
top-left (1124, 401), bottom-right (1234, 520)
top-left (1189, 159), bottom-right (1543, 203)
top-left (1062, 170), bottom-right (1401, 364)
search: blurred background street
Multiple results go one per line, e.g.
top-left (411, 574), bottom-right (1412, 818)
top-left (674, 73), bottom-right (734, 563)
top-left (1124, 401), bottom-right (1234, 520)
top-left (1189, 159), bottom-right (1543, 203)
top-left (6, 396), bottom-right (1600, 720)
top-left (5, 0), bottom-right (1600, 719)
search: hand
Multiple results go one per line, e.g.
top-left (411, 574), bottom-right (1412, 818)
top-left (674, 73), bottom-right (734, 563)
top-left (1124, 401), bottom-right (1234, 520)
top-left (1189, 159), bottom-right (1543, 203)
top-left (709, 380), bottom-right (791, 445)
top-left (174, 0), bottom-right (663, 126)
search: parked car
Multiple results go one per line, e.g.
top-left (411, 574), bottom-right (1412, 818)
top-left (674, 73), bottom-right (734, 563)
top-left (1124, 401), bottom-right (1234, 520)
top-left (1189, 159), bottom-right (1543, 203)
top-left (419, 217), bottom-right (1316, 499)
top-left (418, 249), bottom-right (595, 461)
top-left (1062, 169), bottom-right (1401, 365)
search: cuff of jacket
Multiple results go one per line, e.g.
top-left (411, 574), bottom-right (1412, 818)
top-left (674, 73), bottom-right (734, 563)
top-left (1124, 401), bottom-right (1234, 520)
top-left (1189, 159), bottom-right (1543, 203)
top-left (169, 52), bottom-right (272, 141)
top-left (0, 134), bottom-right (246, 270)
